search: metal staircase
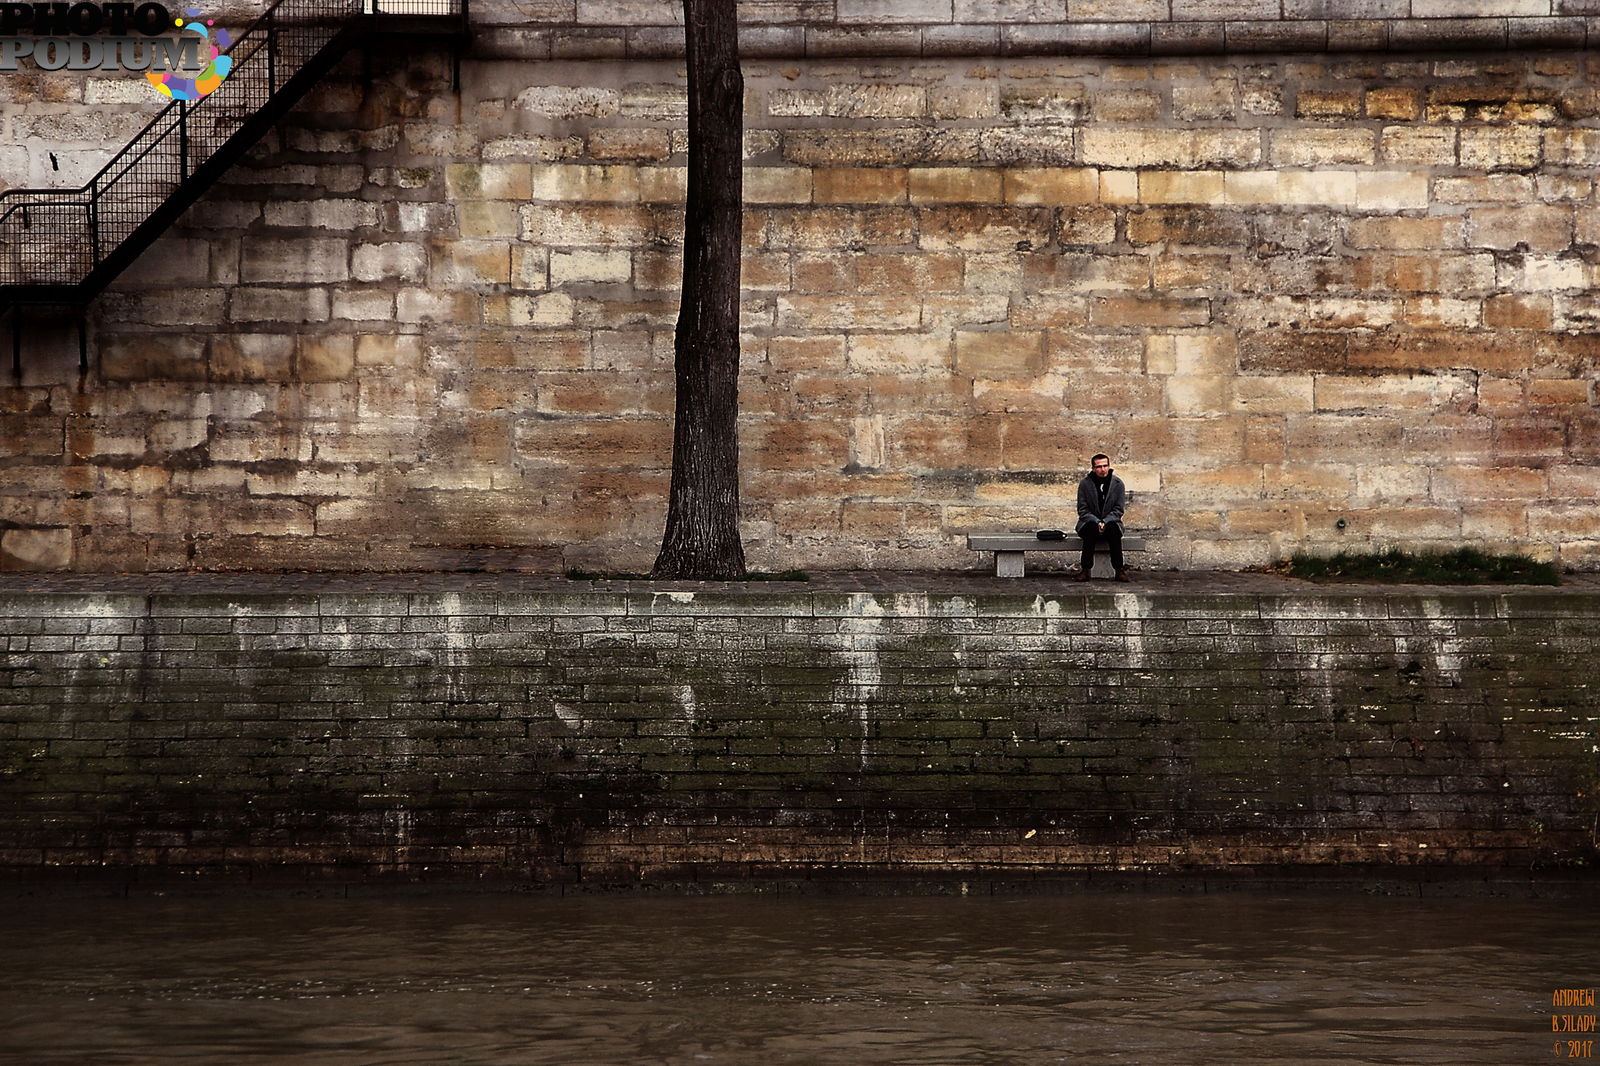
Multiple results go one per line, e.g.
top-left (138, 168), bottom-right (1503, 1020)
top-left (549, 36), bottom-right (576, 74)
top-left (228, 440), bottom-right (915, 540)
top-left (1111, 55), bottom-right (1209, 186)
top-left (0, 0), bottom-right (467, 351)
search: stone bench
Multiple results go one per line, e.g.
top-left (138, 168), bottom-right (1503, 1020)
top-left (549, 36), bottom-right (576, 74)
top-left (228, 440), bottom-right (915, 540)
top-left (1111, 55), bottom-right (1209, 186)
top-left (967, 533), bottom-right (1148, 578)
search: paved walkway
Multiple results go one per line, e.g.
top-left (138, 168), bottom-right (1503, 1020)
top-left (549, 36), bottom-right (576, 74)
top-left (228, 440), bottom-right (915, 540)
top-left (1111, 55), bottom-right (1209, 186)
top-left (0, 568), bottom-right (1593, 596)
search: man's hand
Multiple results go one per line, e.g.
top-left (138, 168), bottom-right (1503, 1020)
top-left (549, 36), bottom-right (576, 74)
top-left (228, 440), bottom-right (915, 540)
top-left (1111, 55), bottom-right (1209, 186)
top-left (1098, 522), bottom-right (1105, 532)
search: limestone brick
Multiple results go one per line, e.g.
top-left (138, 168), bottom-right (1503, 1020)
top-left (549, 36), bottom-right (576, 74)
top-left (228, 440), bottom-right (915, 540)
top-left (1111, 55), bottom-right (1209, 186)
top-left (637, 167), bottom-right (688, 203)
top-left (551, 250), bottom-right (632, 285)
top-left (1403, 297), bottom-right (1482, 331)
top-left (1466, 206), bottom-right (1574, 253)
top-left (1173, 82), bottom-right (1238, 121)
top-left (229, 288), bottom-right (331, 325)
top-left (1345, 217), bottom-right (1464, 251)
top-left (1127, 207), bottom-right (1250, 246)
top-left (263, 200), bottom-right (383, 230)
top-left (1433, 174), bottom-right (1534, 204)
top-left (814, 168), bottom-right (909, 204)
top-left (1003, 167), bottom-right (1099, 205)
top-left (1271, 128), bottom-right (1375, 166)
top-left (518, 204), bottom-right (656, 246)
top-left (0, 528), bottom-right (72, 570)
top-left (1378, 126), bottom-right (1457, 166)
top-left (297, 337), bottom-right (357, 383)
top-left (917, 205), bottom-right (1053, 250)
top-left (351, 243), bottom-right (428, 283)
top-left (530, 164), bottom-right (642, 202)
top-left (240, 239), bottom-right (349, 285)
top-left (1526, 378), bottom-right (1590, 405)
top-left (1459, 127), bottom-right (1543, 171)
top-left (745, 167), bottom-right (813, 204)
top-left (587, 128), bottom-right (672, 162)
top-left (458, 202), bottom-right (522, 239)
top-left (208, 335), bottom-right (295, 383)
top-left (848, 333), bottom-right (952, 375)
top-left (433, 241), bottom-right (515, 287)
top-left (1315, 373), bottom-right (1474, 412)
top-left (1093, 89), bottom-right (1163, 121)
top-left (397, 288), bottom-right (481, 325)
top-left (1099, 170), bottom-right (1139, 203)
top-left (1082, 128), bottom-right (1261, 168)
top-left (910, 167), bottom-right (1004, 204)
top-left (1232, 375), bottom-right (1315, 414)
top-left (1497, 254), bottom-right (1589, 293)
top-left (445, 163), bottom-right (533, 201)
top-left (1138, 170), bottom-right (1226, 204)
top-left (778, 295), bottom-right (922, 331)
top-left (1090, 297), bottom-right (1211, 328)
top-left (955, 330), bottom-right (1045, 378)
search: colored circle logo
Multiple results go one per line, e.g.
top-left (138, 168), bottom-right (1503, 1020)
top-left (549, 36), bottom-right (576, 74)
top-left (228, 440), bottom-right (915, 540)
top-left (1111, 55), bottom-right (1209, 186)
top-left (146, 8), bottom-right (232, 100)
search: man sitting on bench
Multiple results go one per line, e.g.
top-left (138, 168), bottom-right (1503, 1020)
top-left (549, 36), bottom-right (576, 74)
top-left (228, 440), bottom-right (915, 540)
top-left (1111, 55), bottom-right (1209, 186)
top-left (1076, 453), bottom-right (1130, 583)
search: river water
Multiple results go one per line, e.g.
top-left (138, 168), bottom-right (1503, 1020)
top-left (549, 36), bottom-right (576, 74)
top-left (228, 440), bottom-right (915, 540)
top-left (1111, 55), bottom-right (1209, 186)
top-left (0, 889), bottom-right (1593, 1065)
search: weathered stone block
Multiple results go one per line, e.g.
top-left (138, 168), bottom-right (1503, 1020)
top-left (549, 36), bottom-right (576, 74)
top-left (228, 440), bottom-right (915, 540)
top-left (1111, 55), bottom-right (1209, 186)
top-left (0, 528), bottom-right (72, 570)
top-left (1345, 217), bottom-right (1464, 251)
top-left (551, 250), bottom-right (632, 285)
top-left (1082, 128), bottom-right (1261, 169)
top-left (848, 333), bottom-right (952, 375)
top-left (263, 200), bottom-right (383, 230)
top-left (351, 243), bottom-right (428, 283)
top-left (1232, 375), bottom-right (1315, 414)
top-left (518, 204), bottom-right (656, 245)
top-left (530, 164), bottom-right (643, 203)
top-left (1379, 127), bottom-right (1457, 166)
top-left (910, 167), bottom-right (1003, 204)
top-left (1090, 297), bottom-right (1211, 328)
top-left (1315, 373), bottom-right (1474, 412)
top-left (1271, 128), bottom-right (1375, 167)
top-left (1127, 207), bottom-right (1250, 246)
top-left (208, 334), bottom-right (295, 383)
top-left (1466, 206), bottom-right (1573, 253)
top-left (1139, 170), bottom-right (1226, 204)
top-left (745, 167), bottom-right (812, 204)
top-left (1364, 86), bottom-right (1422, 120)
top-left (1171, 0), bottom-right (1277, 17)
top-left (814, 168), bottom-right (909, 204)
top-left (955, 330), bottom-right (1044, 379)
top-left (296, 336), bottom-right (356, 382)
top-left (240, 239), bottom-right (348, 285)
top-left (1459, 127), bottom-right (1543, 171)
top-left (1484, 294), bottom-right (1553, 330)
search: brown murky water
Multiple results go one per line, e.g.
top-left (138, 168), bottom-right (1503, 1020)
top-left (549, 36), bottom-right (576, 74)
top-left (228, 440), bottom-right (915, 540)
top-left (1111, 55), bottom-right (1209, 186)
top-left (0, 890), bottom-right (1593, 1064)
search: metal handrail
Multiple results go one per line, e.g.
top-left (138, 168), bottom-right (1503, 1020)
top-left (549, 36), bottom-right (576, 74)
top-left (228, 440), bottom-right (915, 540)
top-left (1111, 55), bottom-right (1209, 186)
top-left (0, 0), bottom-right (463, 291)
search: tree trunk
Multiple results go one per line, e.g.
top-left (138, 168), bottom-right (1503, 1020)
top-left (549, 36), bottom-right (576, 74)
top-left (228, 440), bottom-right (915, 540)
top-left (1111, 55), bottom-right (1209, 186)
top-left (652, 0), bottom-right (745, 580)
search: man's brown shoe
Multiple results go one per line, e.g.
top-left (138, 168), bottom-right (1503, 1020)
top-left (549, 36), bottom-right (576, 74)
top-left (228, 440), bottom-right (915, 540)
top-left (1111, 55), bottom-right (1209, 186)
top-left (1075, 571), bottom-right (1093, 582)
top-left (1115, 569), bottom-right (1132, 582)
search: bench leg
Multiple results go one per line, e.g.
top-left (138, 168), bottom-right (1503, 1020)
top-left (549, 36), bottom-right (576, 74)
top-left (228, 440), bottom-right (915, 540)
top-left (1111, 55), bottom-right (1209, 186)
top-left (995, 551), bottom-right (1025, 578)
top-left (1090, 548), bottom-right (1115, 579)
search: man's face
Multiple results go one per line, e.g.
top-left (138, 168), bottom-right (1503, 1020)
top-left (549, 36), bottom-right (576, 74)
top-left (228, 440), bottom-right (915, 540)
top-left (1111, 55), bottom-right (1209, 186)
top-left (1092, 458), bottom-right (1111, 477)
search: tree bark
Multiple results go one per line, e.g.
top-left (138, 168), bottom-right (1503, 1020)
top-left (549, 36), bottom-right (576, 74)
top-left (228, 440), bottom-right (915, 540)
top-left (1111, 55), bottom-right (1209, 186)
top-left (652, 0), bottom-right (745, 579)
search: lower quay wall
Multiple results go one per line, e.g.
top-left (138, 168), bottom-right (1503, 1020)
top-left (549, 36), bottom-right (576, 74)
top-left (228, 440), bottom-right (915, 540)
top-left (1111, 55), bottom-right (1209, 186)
top-left (0, 585), bottom-right (1596, 888)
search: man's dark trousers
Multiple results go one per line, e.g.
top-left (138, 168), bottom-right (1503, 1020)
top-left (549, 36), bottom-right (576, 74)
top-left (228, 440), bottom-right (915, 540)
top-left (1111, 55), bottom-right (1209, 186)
top-left (1079, 522), bottom-right (1123, 574)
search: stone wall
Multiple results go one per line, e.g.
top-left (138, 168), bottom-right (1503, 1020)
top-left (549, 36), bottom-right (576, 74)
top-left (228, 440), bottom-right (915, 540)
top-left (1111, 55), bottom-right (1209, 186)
top-left (0, 583), bottom-right (1594, 884)
top-left (4, 19), bottom-right (1600, 573)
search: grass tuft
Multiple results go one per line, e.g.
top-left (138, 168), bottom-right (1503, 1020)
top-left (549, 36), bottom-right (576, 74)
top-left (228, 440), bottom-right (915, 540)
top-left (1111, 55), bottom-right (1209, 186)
top-left (1282, 547), bottom-right (1558, 585)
